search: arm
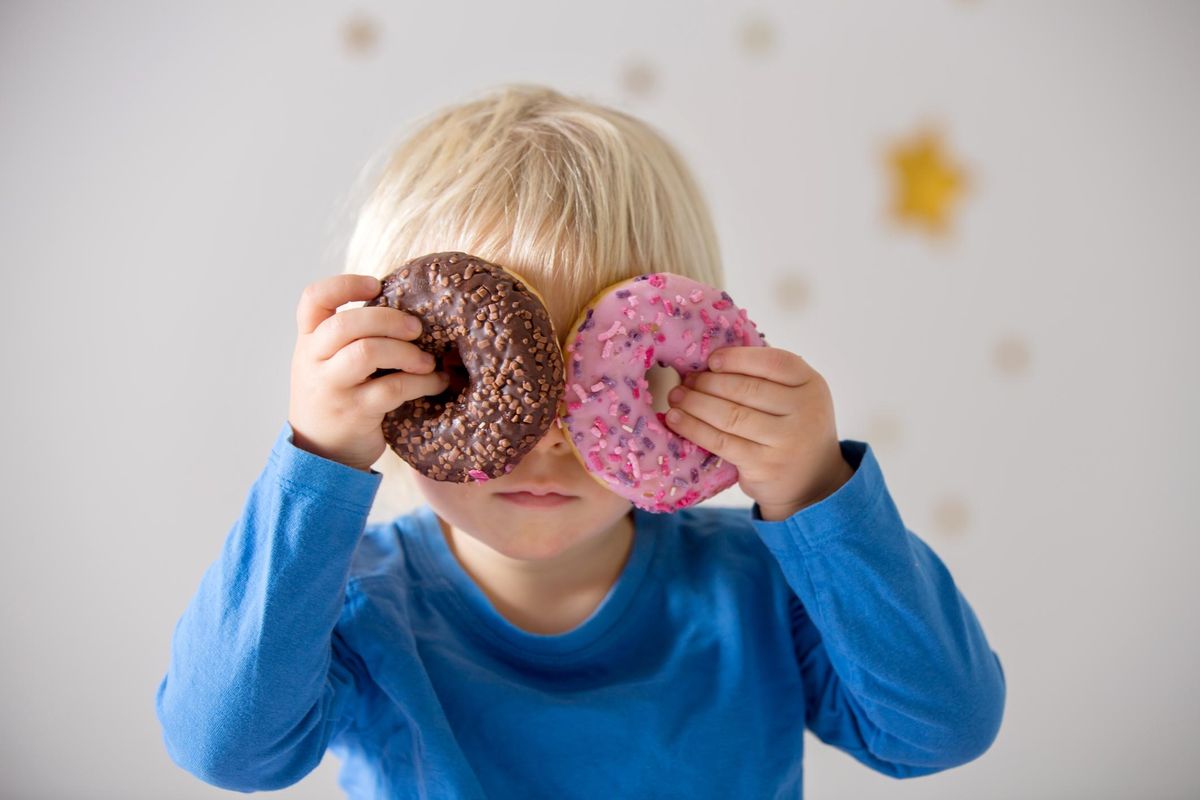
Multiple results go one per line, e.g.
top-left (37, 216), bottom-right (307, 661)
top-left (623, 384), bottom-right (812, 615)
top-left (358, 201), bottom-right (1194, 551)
top-left (752, 439), bottom-right (1006, 776)
top-left (664, 346), bottom-right (1004, 774)
top-left (154, 421), bottom-right (381, 791)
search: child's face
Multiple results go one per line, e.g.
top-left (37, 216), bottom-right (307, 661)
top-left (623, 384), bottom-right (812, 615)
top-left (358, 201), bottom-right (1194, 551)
top-left (412, 365), bottom-right (680, 560)
top-left (411, 414), bottom-right (634, 561)
top-left (411, 275), bottom-right (682, 560)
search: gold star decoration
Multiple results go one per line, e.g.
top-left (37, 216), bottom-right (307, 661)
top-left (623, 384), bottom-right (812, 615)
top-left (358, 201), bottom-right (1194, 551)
top-left (885, 125), bottom-right (968, 236)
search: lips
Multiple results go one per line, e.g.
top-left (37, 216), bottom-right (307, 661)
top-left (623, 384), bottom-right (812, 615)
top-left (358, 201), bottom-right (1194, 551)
top-left (495, 489), bottom-right (576, 508)
top-left (498, 485), bottom-right (575, 497)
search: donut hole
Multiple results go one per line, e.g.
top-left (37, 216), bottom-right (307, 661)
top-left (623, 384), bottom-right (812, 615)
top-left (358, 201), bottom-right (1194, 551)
top-left (645, 364), bottom-right (683, 415)
top-left (428, 347), bottom-right (472, 405)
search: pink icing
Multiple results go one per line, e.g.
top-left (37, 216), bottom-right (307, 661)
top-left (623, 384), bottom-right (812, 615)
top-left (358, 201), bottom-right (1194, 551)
top-left (562, 273), bottom-right (766, 512)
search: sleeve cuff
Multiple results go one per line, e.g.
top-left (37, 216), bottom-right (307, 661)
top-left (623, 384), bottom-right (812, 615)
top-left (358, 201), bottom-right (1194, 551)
top-left (267, 421), bottom-right (383, 513)
top-left (750, 440), bottom-right (890, 555)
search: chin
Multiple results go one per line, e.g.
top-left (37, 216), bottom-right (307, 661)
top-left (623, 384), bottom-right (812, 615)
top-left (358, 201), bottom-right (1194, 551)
top-left (475, 523), bottom-right (591, 561)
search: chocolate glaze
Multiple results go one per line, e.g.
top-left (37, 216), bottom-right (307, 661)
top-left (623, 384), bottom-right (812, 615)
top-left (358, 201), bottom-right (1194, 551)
top-left (365, 252), bottom-right (564, 482)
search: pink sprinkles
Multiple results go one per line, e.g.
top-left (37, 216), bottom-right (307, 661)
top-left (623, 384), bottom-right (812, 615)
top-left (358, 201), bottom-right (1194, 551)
top-left (565, 274), bottom-right (765, 512)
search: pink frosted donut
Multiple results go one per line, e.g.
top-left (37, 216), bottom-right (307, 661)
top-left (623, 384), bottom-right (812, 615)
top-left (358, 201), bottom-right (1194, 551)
top-left (561, 273), bottom-right (766, 512)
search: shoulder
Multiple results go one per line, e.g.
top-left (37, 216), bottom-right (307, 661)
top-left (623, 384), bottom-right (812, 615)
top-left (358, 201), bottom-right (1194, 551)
top-left (345, 507), bottom-right (428, 585)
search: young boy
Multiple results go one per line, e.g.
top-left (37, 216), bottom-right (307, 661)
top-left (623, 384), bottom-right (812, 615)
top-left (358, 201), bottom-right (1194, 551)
top-left (156, 83), bottom-right (1005, 798)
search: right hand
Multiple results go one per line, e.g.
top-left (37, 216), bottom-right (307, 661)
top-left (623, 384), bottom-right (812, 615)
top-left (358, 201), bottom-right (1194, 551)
top-left (288, 274), bottom-right (449, 472)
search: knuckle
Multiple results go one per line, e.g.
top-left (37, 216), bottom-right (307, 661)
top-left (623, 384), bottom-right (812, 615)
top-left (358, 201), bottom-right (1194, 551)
top-left (326, 310), bottom-right (349, 337)
top-left (300, 281), bottom-right (321, 307)
top-left (347, 337), bottom-right (374, 366)
top-left (736, 376), bottom-right (760, 401)
top-left (767, 348), bottom-right (790, 374)
top-left (724, 403), bottom-right (748, 430)
top-left (359, 379), bottom-right (389, 410)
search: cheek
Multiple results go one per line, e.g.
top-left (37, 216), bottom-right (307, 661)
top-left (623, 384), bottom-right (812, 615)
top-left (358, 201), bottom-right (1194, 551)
top-left (575, 473), bottom-right (635, 515)
top-left (412, 475), bottom-right (482, 513)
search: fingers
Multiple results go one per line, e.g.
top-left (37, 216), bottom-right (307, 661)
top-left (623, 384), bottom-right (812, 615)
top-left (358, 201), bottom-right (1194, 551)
top-left (296, 274), bottom-right (381, 336)
top-left (663, 403), bottom-right (762, 467)
top-left (307, 305), bottom-right (424, 361)
top-left (666, 384), bottom-right (780, 446)
top-left (706, 346), bottom-right (816, 388)
top-left (325, 336), bottom-right (437, 386)
top-left (680, 370), bottom-right (793, 416)
top-left (357, 370), bottom-right (451, 416)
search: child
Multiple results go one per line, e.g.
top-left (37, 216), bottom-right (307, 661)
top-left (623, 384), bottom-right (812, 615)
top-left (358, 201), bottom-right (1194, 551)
top-left (155, 84), bottom-right (1005, 798)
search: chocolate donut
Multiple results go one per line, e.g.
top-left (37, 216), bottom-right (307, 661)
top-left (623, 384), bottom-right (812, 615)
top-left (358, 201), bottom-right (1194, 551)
top-left (365, 252), bottom-right (564, 483)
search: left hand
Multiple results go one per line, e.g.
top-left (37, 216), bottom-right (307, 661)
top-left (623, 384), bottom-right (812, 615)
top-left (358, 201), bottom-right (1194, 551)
top-left (664, 346), bottom-right (855, 521)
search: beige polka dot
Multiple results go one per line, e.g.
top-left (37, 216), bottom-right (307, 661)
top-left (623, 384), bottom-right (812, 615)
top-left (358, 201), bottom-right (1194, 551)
top-left (619, 61), bottom-right (657, 97)
top-left (864, 412), bottom-right (904, 449)
top-left (932, 495), bottom-right (971, 536)
top-left (739, 16), bottom-right (777, 56)
top-left (993, 335), bottom-right (1032, 375)
top-left (772, 273), bottom-right (811, 312)
top-left (343, 14), bottom-right (381, 56)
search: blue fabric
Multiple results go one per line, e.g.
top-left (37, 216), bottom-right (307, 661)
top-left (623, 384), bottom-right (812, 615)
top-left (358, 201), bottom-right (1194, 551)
top-left (155, 421), bottom-right (1005, 798)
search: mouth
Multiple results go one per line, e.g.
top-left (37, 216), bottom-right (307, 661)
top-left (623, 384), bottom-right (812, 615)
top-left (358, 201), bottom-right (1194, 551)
top-left (495, 491), bottom-right (576, 508)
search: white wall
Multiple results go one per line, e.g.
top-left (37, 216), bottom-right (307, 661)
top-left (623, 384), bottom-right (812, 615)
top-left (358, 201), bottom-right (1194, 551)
top-left (2, 1), bottom-right (1197, 797)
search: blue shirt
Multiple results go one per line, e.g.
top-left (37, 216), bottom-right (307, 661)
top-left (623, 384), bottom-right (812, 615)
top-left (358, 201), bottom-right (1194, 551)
top-left (155, 421), bottom-right (1005, 798)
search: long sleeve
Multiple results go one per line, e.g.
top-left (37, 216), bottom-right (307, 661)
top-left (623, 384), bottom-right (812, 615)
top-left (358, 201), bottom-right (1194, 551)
top-left (750, 440), bottom-right (1006, 777)
top-left (155, 421), bottom-right (383, 791)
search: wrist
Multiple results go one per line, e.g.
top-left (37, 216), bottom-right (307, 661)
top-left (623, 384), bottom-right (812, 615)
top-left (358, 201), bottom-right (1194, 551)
top-left (288, 424), bottom-right (375, 473)
top-left (757, 457), bottom-right (855, 521)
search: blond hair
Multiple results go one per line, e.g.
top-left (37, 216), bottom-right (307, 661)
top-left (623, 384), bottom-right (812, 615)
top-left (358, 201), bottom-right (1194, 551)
top-left (336, 83), bottom-right (724, 512)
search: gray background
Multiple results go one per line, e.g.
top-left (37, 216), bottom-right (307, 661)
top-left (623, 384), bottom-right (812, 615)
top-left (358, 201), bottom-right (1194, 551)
top-left (2, 1), bottom-right (1197, 798)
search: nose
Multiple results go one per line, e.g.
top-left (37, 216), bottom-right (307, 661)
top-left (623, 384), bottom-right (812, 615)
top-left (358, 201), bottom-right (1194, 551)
top-left (531, 414), bottom-right (571, 454)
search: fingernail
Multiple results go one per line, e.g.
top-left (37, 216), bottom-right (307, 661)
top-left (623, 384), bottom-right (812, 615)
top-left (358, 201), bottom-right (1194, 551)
top-left (709, 356), bottom-right (723, 371)
top-left (666, 408), bottom-right (682, 424)
top-left (667, 386), bottom-right (685, 404)
top-left (406, 317), bottom-right (422, 336)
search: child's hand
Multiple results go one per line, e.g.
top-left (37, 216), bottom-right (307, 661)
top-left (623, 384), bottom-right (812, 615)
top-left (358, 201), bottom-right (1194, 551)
top-left (288, 274), bottom-right (449, 472)
top-left (664, 346), bottom-right (855, 521)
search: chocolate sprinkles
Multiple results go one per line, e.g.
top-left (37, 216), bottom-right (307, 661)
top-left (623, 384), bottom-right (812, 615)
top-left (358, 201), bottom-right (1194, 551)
top-left (365, 252), bottom-right (565, 482)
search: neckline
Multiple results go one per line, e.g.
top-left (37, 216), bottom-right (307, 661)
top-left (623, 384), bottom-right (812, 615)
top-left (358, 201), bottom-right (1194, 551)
top-left (407, 503), bottom-right (664, 660)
